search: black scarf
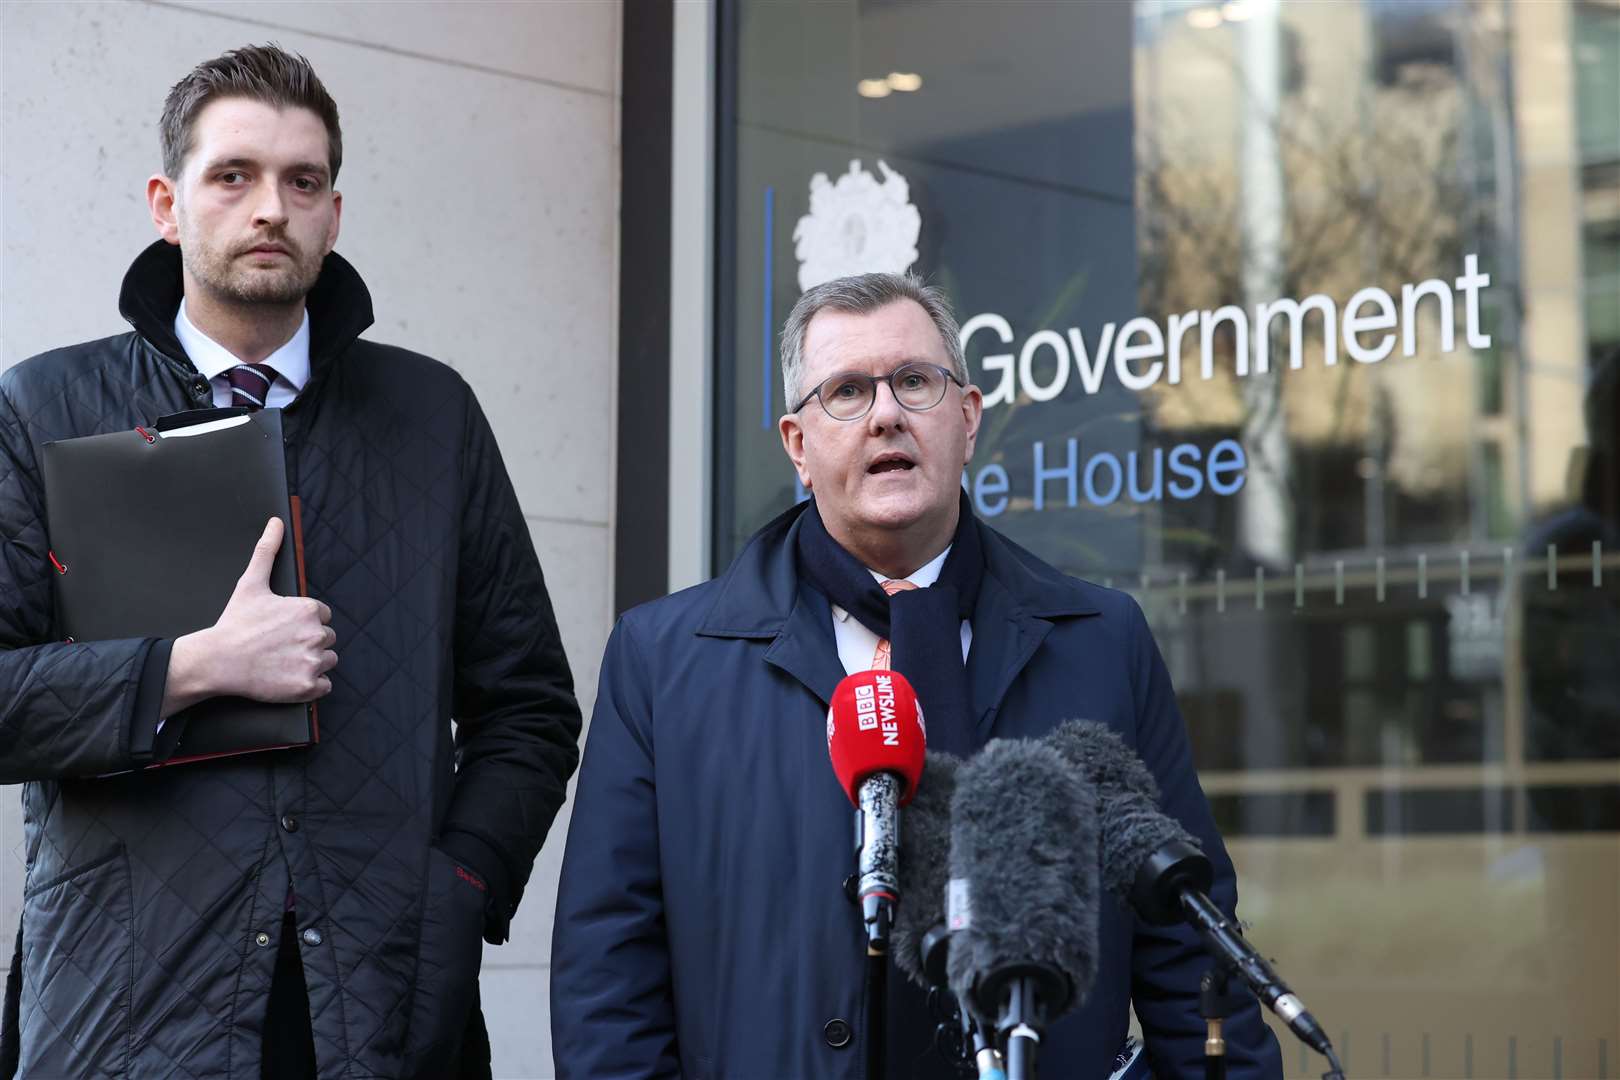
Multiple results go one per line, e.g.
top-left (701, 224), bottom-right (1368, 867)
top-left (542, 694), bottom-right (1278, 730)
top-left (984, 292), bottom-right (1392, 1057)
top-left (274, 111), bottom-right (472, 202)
top-left (794, 489), bottom-right (984, 757)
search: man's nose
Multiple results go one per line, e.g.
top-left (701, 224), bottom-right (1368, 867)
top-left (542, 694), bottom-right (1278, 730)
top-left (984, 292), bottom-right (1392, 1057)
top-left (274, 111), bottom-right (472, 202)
top-left (865, 378), bottom-right (907, 431)
top-left (252, 183), bottom-right (289, 228)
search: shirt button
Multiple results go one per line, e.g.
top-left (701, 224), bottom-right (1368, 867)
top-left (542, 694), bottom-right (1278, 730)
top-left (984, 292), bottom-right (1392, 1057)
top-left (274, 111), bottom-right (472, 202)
top-left (301, 927), bottom-right (323, 947)
top-left (190, 378), bottom-right (210, 400)
top-left (280, 814), bottom-right (299, 833)
top-left (823, 1018), bottom-right (852, 1049)
top-left (254, 931), bottom-right (271, 948)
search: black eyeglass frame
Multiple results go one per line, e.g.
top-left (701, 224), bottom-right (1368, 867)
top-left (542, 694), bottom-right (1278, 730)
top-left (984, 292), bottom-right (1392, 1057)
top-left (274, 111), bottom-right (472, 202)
top-left (791, 362), bottom-right (965, 421)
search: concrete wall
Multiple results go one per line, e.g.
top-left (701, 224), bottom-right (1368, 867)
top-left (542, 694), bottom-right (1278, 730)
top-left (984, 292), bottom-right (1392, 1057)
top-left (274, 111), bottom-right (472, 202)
top-left (0, 3), bottom-right (621, 1075)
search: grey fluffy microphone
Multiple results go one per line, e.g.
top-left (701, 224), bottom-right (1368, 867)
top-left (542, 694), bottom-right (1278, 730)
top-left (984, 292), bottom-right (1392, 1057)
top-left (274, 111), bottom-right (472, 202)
top-left (892, 749), bottom-right (961, 990)
top-left (1044, 720), bottom-right (1338, 1064)
top-left (1041, 721), bottom-right (1195, 915)
top-left (946, 738), bottom-right (1099, 1080)
top-left (895, 751), bottom-right (1009, 1080)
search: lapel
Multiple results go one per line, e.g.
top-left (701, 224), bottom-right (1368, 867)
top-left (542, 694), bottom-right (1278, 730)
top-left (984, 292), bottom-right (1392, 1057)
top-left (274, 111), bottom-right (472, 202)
top-left (965, 572), bottom-right (1052, 742)
top-left (966, 524), bottom-right (1104, 741)
top-left (763, 584), bottom-right (846, 707)
top-left (696, 501), bottom-right (844, 707)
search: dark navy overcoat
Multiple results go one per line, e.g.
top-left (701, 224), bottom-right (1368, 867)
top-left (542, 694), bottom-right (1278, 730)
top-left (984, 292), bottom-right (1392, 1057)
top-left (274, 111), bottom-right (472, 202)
top-left (551, 502), bottom-right (1284, 1080)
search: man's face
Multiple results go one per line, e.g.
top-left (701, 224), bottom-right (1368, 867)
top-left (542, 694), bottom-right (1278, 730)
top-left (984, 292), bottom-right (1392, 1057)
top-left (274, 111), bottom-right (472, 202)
top-left (154, 97), bottom-right (341, 305)
top-left (781, 299), bottom-right (983, 550)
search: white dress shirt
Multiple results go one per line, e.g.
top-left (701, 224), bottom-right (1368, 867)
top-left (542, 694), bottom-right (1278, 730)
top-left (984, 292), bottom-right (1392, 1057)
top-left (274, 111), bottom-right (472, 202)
top-left (174, 300), bottom-right (311, 409)
top-left (830, 544), bottom-right (973, 675)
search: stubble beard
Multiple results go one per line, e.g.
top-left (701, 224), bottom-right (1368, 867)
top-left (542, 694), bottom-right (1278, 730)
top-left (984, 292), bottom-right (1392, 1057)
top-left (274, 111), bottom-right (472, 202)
top-left (181, 228), bottom-right (324, 307)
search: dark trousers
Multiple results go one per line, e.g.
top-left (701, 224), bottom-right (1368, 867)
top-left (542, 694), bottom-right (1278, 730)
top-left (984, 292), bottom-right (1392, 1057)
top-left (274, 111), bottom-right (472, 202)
top-left (262, 914), bottom-right (316, 1080)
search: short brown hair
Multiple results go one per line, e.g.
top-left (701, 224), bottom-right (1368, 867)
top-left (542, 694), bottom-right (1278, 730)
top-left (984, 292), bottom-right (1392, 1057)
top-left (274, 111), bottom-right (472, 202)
top-left (160, 44), bottom-right (342, 182)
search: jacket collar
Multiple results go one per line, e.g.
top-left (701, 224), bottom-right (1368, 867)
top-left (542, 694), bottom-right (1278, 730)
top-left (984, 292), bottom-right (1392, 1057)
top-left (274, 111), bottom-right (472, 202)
top-left (118, 239), bottom-right (375, 380)
top-left (697, 500), bottom-right (1102, 711)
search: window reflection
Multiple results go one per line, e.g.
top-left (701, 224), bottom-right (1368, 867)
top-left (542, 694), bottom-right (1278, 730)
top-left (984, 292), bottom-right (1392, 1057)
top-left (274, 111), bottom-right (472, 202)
top-left (719, 0), bottom-right (1620, 1073)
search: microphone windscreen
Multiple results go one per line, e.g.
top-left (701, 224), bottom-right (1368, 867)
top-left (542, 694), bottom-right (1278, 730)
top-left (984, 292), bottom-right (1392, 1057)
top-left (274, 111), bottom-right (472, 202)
top-left (946, 738), bottom-right (1099, 1026)
top-left (892, 749), bottom-right (961, 988)
top-left (827, 669), bottom-right (926, 806)
top-left (1045, 720), bottom-right (1200, 903)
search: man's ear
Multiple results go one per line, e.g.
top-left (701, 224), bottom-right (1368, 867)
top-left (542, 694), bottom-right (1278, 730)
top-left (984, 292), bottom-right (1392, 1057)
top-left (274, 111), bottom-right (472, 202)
top-left (147, 175), bottom-right (181, 246)
top-left (960, 383), bottom-right (984, 464)
top-left (779, 413), bottom-right (813, 490)
top-left (325, 189), bottom-right (343, 254)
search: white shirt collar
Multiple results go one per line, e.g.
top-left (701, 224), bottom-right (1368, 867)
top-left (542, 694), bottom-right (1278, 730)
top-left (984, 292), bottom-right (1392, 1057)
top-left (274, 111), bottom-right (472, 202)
top-left (174, 299), bottom-right (311, 391)
top-left (831, 544), bottom-right (953, 624)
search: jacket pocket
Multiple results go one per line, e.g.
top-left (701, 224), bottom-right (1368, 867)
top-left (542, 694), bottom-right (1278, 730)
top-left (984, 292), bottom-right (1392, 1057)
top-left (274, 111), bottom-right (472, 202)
top-left (400, 845), bottom-right (487, 1078)
top-left (18, 846), bottom-right (132, 1078)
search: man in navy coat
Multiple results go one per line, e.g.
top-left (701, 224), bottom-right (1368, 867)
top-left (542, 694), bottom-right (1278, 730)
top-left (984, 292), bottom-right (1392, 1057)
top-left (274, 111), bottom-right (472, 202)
top-left (551, 273), bottom-right (1284, 1079)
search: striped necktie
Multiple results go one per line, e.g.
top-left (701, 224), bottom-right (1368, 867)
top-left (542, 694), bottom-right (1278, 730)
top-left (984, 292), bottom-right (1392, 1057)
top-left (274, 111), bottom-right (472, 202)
top-left (226, 363), bottom-right (279, 411)
top-left (870, 578), bottom-right (918, 669)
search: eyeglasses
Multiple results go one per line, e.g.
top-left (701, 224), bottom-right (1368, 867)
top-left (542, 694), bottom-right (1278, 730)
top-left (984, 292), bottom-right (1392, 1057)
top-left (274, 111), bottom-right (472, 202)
top-left (792, 362), bottom-right (963, 422)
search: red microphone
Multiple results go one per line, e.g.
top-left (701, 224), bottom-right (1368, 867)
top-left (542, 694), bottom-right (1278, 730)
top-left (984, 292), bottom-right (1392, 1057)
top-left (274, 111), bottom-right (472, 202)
top-left (827, 669), bottom-right (926, 951)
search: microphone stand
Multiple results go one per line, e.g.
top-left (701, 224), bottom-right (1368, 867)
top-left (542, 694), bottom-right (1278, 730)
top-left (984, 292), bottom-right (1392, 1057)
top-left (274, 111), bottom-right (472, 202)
top-left (987, 967), bottom-right (1064, 1080)
top-left (865, 946), bottom-right (887, 1080)
top-left (1200, 963), bottom-right (1246, 1080)
top-left (918, 924), bottom-right (1005, 1080)
top-left (1177, 889), bottom-right (1348, 1080)
top-left (847, 783), bottom-right (897, 1080)
top-left (1001, 977), bottom-right (1043, 1080)
top-left (965, 1011), bottom-right (1007, 1080)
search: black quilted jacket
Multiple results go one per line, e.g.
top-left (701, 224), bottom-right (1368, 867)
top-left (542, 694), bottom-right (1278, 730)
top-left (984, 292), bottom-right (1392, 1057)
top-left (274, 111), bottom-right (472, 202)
top-left (0, 242), bottom-right (582, 1078)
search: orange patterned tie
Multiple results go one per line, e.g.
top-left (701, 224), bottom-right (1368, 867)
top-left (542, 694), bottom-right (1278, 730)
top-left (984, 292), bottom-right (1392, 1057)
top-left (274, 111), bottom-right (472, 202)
top-left (871, 579), bottom-right (918, 669)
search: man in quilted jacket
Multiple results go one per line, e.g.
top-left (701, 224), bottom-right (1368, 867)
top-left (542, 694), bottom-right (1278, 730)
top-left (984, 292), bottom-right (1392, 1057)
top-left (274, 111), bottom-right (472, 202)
top-left (0, 44), bottom-right (582, 1079)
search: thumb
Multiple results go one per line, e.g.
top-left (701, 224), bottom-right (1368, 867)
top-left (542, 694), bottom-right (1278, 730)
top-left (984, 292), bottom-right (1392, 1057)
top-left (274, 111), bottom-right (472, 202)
top-left (236, 516), bottom-right (284, 593)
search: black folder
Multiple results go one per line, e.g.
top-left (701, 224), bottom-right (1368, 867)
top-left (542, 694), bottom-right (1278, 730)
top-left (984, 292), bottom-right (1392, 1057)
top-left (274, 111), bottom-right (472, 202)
top-left (41, 408), bottom-right (317, 764)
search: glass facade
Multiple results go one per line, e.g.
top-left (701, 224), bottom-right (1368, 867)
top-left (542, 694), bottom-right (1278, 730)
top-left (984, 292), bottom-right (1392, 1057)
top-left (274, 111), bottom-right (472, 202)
top-left (714, 1), bottom-right (1619, 1076)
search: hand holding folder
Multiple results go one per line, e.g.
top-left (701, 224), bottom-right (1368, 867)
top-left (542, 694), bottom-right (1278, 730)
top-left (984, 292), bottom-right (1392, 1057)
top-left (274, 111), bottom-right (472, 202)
top-left (162, 514), bottom-right (336, 713)
top-left (41, 408), bottom-right (320, 764)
